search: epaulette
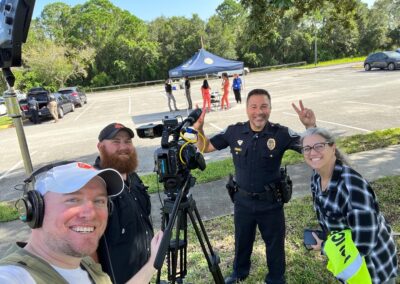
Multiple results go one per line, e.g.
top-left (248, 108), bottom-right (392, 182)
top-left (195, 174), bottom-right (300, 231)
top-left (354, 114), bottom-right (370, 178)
top-left (235, 122), bottom-right (245, 126)
top-left (270, 122), bottom-right (282, 128)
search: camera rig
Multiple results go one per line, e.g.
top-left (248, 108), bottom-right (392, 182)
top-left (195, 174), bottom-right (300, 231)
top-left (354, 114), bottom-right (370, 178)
top-left (136, 109), bottom-right (224, 284)
top-left (137, 109), bottom-right (206, 197)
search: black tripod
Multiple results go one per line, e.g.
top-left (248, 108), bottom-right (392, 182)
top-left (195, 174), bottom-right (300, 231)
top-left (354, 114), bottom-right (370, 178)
top-left (154, 173), bottom-right (224, 284)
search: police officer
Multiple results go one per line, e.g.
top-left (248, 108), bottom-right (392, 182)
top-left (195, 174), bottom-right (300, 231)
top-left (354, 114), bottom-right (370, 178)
top-left (193, 89), bottom-right (316, 284)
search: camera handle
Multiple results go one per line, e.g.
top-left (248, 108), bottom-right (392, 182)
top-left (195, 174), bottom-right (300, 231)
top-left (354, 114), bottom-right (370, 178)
top-left (155, 173), bottom-right (224, 284)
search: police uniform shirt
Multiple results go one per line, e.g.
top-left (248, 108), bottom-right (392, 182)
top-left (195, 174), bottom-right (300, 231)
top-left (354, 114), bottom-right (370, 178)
top-left (94, 158), bottom-right (153, 284)
top-left (210, 121), bottom-right (301, 193)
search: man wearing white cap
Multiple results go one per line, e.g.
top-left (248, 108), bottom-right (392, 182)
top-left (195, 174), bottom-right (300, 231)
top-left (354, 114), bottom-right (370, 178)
top-left (0, 162), bottom-right (163, 284)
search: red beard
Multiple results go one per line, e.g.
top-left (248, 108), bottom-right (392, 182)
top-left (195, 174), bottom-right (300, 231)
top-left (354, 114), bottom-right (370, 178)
top-left (99, 146), bottom-right (138, 174)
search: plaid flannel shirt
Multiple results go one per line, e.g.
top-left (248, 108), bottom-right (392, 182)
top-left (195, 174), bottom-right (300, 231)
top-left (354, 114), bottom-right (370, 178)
top-left (311, 160), bottom-right (398, 284)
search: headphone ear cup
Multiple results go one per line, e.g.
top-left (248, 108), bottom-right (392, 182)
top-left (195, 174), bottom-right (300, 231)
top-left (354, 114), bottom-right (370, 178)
top-left (16, 195), bottom-right (33, 224)
top-left (108, 199), bottom-right (114, 216)
top-left (27, 190), bottom-right (45, 229)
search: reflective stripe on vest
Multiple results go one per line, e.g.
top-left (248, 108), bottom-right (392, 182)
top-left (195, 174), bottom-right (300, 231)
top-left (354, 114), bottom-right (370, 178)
top-left (324, 230), bottom-right (372, 284)
top-left (336, 253), bottom-right (362, 280)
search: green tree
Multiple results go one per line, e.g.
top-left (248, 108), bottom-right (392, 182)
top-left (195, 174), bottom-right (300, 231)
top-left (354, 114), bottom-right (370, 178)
top-left (205, 0), bottom-right (247, 59)
top-left (149, 15), bottom-right (205, 77)
top-left (38, 2), bottom-right (72, 44)
top-left (23, 39), bottom-right (95, 88)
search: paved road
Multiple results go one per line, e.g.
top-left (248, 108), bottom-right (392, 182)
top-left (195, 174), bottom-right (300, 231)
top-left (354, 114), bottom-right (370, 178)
top-left (1, 63), bottom-right (400, 202)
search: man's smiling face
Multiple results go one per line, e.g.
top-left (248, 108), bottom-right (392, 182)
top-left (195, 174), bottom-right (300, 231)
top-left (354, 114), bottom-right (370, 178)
top-left (40, 176), bottom-right (108, 257)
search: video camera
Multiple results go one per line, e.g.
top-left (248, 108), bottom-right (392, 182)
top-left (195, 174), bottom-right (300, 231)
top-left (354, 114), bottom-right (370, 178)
top-left (136, 109), bottom-right (206, 197)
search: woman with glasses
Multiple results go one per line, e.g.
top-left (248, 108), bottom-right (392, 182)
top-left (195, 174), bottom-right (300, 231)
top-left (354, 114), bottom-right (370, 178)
top-left (300, 127), bottom-right (398, 284)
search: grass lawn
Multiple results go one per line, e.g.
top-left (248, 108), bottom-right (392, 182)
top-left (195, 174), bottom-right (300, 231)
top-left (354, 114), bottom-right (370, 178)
top-left (0, 116), bottom-right (12, 128)
top-left (155, 175), bottom-right (400, 283)
top-left (0, 202), bottom-right (18, 222)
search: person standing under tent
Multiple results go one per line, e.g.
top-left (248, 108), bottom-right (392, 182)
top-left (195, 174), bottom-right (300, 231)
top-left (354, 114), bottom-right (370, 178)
top-left (220, 73), bottom-right (230, 110)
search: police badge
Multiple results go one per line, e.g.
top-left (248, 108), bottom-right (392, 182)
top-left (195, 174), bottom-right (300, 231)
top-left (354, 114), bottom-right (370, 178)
top-left (267, 138), bottom-right (276, 150)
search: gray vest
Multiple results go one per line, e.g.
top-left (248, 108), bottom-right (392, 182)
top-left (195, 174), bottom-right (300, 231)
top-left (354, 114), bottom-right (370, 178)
top-left (0, 243), bottom-right (111, 284)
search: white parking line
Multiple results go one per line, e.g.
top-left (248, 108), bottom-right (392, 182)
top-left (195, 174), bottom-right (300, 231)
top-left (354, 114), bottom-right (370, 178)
top-left (0, 151), bottom-right (38, 181)
top-left (209, 123), bottom-right (223, 131)
top-left (345, 101), bottom-right (400, 109)
top-left (74, 102), bottom-right (95, 121)
top-left (282, 112), bottom-right (372, 133)
top-left (128, 95), bottom-right (132, 115)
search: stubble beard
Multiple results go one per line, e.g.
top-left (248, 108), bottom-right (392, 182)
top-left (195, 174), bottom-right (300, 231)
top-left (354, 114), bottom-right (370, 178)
top-left (44, 232), bottom-right (99, 258)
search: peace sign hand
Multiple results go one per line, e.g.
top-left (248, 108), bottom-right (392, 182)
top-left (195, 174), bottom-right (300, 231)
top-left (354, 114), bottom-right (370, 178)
top-left (292, 100), bottom-right (316, 129)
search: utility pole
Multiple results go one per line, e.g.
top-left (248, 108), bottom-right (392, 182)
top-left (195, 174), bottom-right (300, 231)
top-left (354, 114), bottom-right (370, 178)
top-left (314, 28), bottom-right (318, 66)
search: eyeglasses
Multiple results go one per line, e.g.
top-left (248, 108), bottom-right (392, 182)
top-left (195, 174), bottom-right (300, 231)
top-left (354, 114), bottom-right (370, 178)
top-left (301, 142), bottom-right (333, 154)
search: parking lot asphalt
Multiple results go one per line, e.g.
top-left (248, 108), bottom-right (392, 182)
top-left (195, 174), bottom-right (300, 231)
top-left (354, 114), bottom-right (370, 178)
top-left (1, 145), bottom-right (399, 258)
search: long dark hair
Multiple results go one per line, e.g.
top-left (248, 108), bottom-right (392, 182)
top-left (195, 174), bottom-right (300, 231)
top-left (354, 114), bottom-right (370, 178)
top-left (300, 127), bottom-right (349, 165)
top-left (202, 79), bottom-right (209, 89)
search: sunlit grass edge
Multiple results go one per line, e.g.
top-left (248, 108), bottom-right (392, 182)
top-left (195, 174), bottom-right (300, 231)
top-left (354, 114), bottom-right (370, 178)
top-left (300, 56), bottom-right (365, 69)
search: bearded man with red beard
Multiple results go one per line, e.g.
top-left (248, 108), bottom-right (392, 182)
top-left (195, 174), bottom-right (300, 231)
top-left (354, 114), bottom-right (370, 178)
top-left (93, 123), bottom-right (154, 284)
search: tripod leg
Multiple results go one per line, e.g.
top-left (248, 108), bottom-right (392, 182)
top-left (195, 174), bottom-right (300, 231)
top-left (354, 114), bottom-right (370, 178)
top-left (168, 207), bottom-right (188, 283)
top-left (156, 207), bottom-right (170, 283)
top-left (186, 198), bottom-right (225, 284)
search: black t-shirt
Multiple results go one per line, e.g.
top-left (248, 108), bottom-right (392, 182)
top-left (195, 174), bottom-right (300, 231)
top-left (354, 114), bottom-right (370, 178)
top-left (165, 83), bottom-right (172, 93)
top-left (185, 79), bottom-right (190, 89)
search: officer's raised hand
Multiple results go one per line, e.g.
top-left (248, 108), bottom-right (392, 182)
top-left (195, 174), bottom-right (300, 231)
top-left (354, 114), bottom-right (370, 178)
top-left (292, 100), bottom-right (316, 129)
top-left (192, 105), bottom-right (216, 153)
top-left (192, 104), bottom-right (206, 132)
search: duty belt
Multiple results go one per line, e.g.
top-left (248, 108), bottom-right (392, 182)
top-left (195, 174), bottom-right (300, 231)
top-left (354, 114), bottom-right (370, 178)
top-left (236, 187), bottom-right (275, 201)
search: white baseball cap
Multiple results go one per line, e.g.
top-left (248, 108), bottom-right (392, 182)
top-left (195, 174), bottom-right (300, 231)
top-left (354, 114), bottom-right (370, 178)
top-left (34, 162), bottom-right (124, 197)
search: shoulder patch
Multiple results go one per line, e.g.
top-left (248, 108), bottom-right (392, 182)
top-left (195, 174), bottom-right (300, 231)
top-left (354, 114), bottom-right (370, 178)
top-left (288, 128), bottom-right (300, 137)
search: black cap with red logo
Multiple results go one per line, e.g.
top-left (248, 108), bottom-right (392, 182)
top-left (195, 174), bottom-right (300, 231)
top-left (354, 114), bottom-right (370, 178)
top-left (98, 123), bottom-right (134, 141)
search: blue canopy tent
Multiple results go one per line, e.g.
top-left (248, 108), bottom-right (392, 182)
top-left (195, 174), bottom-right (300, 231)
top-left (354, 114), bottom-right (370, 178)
top-left (168, 49), bottom-right (244, 78)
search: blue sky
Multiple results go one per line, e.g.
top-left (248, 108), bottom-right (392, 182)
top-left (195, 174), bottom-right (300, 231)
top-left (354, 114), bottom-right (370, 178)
top-left (33, 0), bottom-right (375, 21)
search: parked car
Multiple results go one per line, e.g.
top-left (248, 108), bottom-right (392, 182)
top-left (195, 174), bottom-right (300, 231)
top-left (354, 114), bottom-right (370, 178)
top-left (21, 90), bottom-right (75, 121)
top-left (0, 97), bottom-right (7, 116)
top-left (28, 87), bottom-right (49, 95)
top-left (364, 51), bottom-right (400, 71)
top-left (58, 86), bottom-right (87, 107)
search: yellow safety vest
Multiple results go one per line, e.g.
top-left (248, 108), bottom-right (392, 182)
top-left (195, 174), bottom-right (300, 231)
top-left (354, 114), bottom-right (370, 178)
top-left (323, 230), bottom-right (372, 284)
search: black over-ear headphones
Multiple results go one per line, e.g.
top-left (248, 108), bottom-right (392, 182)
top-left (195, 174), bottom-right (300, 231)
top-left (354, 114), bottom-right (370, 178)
top-left (16, 161), bottom-right (75, 229)
top-left (16, 161), bottom-right (114, 229)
